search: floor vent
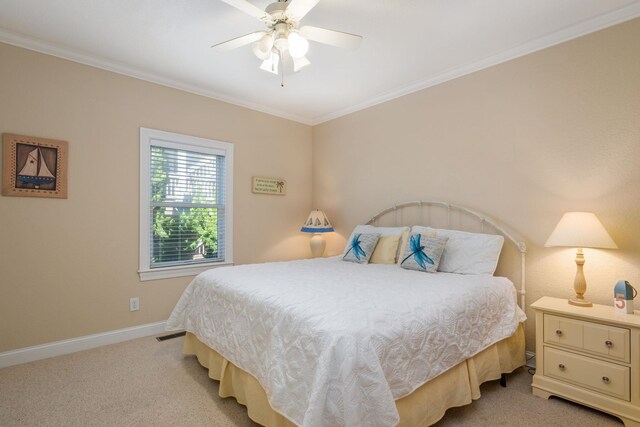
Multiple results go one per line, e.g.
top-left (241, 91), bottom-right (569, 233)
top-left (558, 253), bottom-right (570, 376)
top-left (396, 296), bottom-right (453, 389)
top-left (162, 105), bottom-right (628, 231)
top-left (156, 331), bottom-right (186, 342)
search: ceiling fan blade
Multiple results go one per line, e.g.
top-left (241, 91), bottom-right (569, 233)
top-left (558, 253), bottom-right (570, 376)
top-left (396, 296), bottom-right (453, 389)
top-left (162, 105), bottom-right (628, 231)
top-left (299, 26), bottom-right (362, 50)
top-left (212, 31), bottom-right (266, 51)
top-left (285, 0), bottom-right (320, 20)
top-left (220, 0), bottom-right (270, 21)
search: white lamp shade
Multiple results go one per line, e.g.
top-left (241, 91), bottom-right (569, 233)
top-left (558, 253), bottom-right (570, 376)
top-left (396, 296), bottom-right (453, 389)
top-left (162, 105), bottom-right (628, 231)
top-left (301, 210), bottom-right (334, 233)
top-left (545, 212), bottom-right (617, 249)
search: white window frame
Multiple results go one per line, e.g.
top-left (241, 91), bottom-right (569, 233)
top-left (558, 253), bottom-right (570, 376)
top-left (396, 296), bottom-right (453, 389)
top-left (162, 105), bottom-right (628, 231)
top-left (139, 128), bottom-right (233, 281)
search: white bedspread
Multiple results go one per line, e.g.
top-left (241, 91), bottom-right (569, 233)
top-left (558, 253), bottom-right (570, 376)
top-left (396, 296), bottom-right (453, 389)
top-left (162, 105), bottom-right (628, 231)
top-left (167, 257), bottom-right (526, 427)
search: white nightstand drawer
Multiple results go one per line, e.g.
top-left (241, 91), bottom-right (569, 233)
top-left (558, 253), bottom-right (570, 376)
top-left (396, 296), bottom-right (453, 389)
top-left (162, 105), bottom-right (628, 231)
top-left (583, 322), bottom-right (629, 362)
top-left (544, 314), bottom-right (583, 348)
top-left (544, 314), bottom-right (630, 362)
top-left (544, 347), bottom-right (630, 401)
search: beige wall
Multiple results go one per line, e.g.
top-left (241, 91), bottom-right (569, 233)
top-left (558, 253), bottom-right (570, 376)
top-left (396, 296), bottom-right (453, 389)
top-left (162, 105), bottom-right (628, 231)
top-left (2, 19), bottom-right (639, 355)
top-left (0, 42), bottom-right (312, 352)
top-left (313, 19), bottom-right (640, 350)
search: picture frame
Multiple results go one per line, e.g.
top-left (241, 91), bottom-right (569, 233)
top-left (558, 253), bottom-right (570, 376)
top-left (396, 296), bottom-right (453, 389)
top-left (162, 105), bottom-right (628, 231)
top-left (2, 133), bottom-right (68, 198)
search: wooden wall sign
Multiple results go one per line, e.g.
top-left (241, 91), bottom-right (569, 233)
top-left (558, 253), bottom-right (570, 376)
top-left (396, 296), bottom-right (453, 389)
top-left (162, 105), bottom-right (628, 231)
top-left (252, 176), bottom-right (286, 195)
top-left (2, 133), bottom-right (68, 198)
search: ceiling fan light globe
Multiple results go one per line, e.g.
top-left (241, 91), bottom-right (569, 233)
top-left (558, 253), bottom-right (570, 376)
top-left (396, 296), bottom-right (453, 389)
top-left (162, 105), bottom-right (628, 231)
top-left (259, 52), bottom-right (279, 75)
top-left (273, 36), bottom-right (289, 52)
top-left (252, 42), bottom-right (271, 60)
top-left (288, 32), bottom-right (309, 58)
top-left (258, 33), bottom-right (274, 50)
top-left (293, 55), bottom-right (311, 72)
top-left (252, 34), bottom-right (273, 60)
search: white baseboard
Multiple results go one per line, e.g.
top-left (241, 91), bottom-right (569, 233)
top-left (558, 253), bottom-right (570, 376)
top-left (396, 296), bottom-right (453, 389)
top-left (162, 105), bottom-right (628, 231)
top-left (0, 321), bottom-right (168, 369)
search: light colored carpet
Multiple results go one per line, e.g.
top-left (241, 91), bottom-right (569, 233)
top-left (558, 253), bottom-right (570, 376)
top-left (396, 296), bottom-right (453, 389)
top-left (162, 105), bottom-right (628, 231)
top-left (0, 335), bottom-right (623, 427)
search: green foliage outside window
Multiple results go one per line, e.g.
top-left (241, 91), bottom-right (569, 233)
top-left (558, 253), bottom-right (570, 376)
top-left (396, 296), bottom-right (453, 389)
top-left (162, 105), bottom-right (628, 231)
top-left (150, 146), bottom-right (219, 265)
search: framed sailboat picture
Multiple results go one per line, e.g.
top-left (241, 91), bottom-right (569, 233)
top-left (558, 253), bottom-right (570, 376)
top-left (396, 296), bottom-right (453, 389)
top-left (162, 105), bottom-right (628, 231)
top-left (2, 133), bottom-right (68, 198)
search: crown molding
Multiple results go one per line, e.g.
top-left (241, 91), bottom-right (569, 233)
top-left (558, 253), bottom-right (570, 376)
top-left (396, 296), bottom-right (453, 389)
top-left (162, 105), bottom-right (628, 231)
top-left (0, 29), bottom-right (313, 125)
top-left (310, 2), bottom-right (640, 125)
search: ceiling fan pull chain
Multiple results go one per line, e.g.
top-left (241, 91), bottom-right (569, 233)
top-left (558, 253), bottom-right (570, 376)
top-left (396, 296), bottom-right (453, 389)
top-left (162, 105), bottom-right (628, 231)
top-left (280, 56), bottom-right (285, 87)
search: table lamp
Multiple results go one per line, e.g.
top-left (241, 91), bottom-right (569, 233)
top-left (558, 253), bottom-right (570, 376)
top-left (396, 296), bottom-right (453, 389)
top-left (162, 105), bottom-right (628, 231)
top-left (545, 212), bottom-right (617, 307)
top-left (301, 209), bottom-right (334, 257)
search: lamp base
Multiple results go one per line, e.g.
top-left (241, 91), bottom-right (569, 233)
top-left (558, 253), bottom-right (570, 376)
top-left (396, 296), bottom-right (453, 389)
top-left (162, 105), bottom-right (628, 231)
top-left (568, 248), bottom-right (592, 307)
top-left (568, 297), bottom-right (593, 307)
top-left (309, 234), bottom-right (326, 258)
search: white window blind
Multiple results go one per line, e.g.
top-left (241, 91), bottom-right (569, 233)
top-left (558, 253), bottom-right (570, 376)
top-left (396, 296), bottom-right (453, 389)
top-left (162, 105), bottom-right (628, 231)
top-left (139, 128), bottom-right (233, 281)
top-left (149, 145), bottom-right (226, 267)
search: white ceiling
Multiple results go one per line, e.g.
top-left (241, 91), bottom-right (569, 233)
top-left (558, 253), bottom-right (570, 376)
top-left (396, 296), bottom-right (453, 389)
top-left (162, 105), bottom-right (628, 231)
top-left (0, 0), bottom-right (639, 125)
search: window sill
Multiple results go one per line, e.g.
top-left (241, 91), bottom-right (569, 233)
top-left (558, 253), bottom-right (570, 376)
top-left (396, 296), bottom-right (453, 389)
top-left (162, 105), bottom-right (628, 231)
top-left (138, 261), bottom-right (234, 281)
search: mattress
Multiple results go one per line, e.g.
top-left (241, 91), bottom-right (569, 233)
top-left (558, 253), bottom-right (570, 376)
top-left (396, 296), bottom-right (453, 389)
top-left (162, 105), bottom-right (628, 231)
top-left (167, 257), bottom-right (526, 426)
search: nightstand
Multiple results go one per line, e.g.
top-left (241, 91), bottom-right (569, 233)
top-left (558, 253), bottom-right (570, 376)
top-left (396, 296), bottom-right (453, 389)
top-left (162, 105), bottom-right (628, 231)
top-left (532, 296), bottom-right (640, 427)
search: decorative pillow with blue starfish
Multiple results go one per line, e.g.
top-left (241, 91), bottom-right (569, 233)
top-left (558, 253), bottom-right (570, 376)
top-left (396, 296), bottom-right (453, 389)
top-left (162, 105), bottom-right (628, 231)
top-left (342, 233), bottom-right (380, 264)
top-left (399, 233), bottom-right (449, 273)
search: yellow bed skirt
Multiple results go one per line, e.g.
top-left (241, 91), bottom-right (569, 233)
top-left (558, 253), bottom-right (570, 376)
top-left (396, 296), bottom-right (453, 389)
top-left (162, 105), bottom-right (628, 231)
top-left (184, 324), bottom-right (525, 426)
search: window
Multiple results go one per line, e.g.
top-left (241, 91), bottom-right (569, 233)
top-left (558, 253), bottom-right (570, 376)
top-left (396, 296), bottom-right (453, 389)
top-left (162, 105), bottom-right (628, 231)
top-left (139, 128), bottom-right (233, 281)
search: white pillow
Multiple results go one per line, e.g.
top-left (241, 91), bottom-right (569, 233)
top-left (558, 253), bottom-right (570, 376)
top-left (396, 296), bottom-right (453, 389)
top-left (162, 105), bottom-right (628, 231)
top-left (411, 226), bottom-right (504, 275)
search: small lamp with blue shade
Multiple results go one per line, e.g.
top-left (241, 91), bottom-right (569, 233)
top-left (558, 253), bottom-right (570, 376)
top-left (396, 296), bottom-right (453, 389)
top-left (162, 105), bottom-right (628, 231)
top-left (301, 209), bottom-right (334, 257)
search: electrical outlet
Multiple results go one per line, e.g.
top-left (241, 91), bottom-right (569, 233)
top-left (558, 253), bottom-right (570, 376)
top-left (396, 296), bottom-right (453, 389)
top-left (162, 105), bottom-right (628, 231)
top-left (129, 297), bottom-right (140, 312)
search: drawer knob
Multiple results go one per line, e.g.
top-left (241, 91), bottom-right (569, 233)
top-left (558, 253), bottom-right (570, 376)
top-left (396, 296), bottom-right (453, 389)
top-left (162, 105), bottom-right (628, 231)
top-left (555, 330), bottom-right (562, 336)
top-left (605, 340), bottom-right (613, 348)
top-left (558, 363), bottom-right (565, 370)
top-left (602, 376), bottom-right (610, 384)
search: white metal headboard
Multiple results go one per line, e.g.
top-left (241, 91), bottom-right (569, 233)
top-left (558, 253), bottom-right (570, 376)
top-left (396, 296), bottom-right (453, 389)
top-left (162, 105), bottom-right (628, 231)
top-left (366, 200), bottom-right (527, 309)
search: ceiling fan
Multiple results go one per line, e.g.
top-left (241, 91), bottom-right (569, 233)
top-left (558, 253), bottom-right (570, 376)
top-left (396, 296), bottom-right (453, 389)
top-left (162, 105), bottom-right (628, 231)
top-left (212, 0), bottom-right (362, 82)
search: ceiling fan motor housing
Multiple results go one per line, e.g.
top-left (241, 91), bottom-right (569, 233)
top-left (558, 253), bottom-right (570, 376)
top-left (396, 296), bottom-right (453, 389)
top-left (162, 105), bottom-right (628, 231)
top-left (265, 2), bottom-right (289, 22)
top-left (273, 22), bottom-right (291, 51)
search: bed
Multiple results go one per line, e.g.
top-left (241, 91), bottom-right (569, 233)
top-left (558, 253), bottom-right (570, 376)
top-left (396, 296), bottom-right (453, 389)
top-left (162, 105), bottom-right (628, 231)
top-left (166, 200), bottom-right (528, 426)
